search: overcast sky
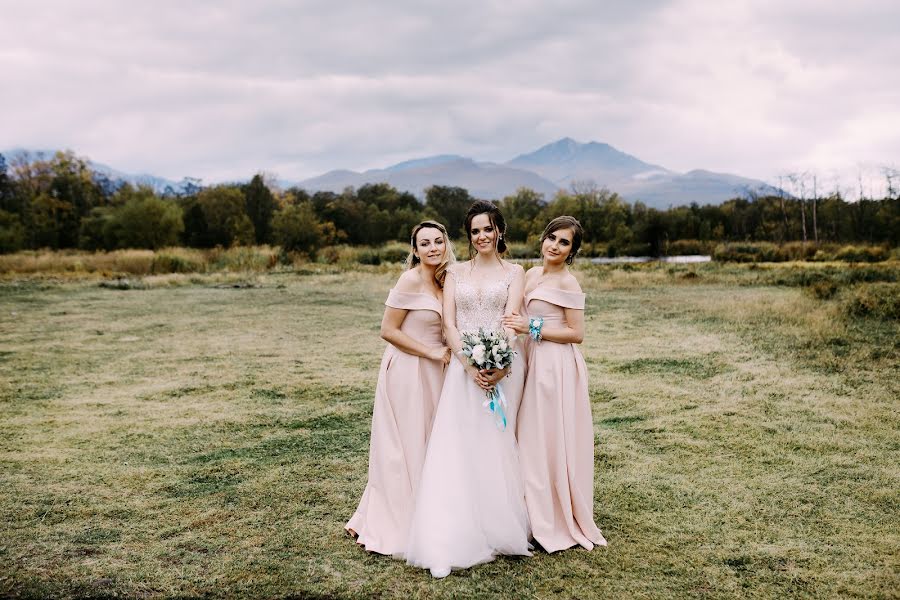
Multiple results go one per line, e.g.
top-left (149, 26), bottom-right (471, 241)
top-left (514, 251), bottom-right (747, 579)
top-left (2, 0), bottom-right (898, 195)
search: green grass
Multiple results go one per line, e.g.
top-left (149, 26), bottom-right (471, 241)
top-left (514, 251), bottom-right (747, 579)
top-left (1, 263), bottom-right (898, 598)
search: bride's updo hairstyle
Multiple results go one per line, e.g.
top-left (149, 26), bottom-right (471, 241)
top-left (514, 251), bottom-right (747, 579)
top-left (464, 200), bottom-right (508, 258)
top-left (406, 220), bottom-right (456, 288)
top-left (540, 215), bottom-right (584, 265)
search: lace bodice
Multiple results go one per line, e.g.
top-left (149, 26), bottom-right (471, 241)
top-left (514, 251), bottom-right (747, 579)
top-left (451, 263), bottom-right (514, 333)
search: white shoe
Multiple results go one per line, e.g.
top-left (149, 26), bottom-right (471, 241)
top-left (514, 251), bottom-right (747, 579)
top-left (430, 566), bottom-right (451, 579)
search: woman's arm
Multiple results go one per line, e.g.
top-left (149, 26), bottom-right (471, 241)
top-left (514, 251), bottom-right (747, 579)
top-left (380, 270), bottom-right (450, 363)
top-left (480, 264), bottom-right (527, 387)
top-left (442, 268), bottom-right (464, 355)
top-left (534, 274), bottom-right (585, 344)
top-left (380, 307), bottom-right (450, 362)
top-left (502, 263), bottom-right (526, 341)
top-left (536, 307), bottom-right (584, 344)
top-left (501, 266), bottom-right (535, 335)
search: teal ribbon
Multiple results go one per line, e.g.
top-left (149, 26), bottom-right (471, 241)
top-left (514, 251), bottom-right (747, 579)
top-left (484, 383), bottom-right (508, 431)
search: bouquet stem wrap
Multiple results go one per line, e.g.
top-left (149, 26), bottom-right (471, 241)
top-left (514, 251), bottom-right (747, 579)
top-left (483, 383), bottom-right (508, 431)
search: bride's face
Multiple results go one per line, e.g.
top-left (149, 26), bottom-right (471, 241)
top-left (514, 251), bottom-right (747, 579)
top-left (469, 213), bottom-right (497, 256)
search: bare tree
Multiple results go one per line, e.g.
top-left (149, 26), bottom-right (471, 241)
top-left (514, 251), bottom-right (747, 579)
top-left (569, 179), bottom-right (601, 197)
top-left (811, 173), bottom-right (819, 244)
top-left (883, 165), bottom-right (898, 200)
top-left (777, 174), bottom-right (790, 242)
top-left (797, 172), bottom-right (809, 245)
top-left (857, 165), bottom-right (870, 201)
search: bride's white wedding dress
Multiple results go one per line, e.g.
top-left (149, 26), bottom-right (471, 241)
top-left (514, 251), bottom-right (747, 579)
top-left (404, 263), bottom-right (531, 577)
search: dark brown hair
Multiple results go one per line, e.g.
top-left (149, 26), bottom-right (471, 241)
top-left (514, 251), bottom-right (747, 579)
top-left (406, 220), bottom-right (455, 288)
top-left (540, 216), bottom-right (584, 265)
top-left (463, 200), bottom-right (507, 258)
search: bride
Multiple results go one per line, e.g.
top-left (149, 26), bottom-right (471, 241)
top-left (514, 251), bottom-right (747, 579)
top-left (404, 200), bottom-right (532, 578)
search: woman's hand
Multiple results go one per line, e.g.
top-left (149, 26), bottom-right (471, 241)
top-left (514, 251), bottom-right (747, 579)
top-left (465, 364), bottom-right (494, 391)
top-left (480, 367), bottom-right (509, 386)
top-left (428, 346), bottom-right (451, 365)
top-left (502, 312), bottom-right (529, 335)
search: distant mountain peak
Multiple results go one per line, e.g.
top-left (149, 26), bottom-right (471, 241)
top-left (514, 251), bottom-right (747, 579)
top-left (511, 138), bottom-right (582, 163)
top-left (385, 154), bottom-right (467, 172)
top-left (506, 138), bottom-right (670, 187)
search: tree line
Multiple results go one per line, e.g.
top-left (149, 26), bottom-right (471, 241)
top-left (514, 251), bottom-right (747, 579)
top-left (1, 150), bottom-right (897, 256)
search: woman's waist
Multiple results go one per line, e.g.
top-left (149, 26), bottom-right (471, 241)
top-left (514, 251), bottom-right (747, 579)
top-left (398, 324), bottom-right (444, 344)
top-left (390, 335), bottom-right (444, 351)
top-left (526, 338), bottom-right (583, 352)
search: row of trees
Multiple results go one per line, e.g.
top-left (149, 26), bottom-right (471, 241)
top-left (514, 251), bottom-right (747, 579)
top-left (1, 151), bottom-right (898, 256)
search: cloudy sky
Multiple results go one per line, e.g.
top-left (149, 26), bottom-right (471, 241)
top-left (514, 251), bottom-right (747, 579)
top-left (2, 0), bottom-right (898, 195)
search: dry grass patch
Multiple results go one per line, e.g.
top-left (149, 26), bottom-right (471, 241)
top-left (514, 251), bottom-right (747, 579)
top-left (1, 266), bottom-right (897, 598)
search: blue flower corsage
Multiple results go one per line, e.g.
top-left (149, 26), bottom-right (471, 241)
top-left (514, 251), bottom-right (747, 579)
top-left (529, 316), bottom-right (544, 342)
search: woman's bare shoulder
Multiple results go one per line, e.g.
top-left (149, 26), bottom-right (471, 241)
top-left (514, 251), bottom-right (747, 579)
top-left (394, 268), bottom-right (423, 293)
top-left (502, 260), bottom-right (525, 275)
top-left (559, 271), bottom-right (583, 293)
top-left (524, 265), bottom-right (543, 280)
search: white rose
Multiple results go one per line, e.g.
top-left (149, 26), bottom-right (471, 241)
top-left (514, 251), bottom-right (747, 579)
top-left (471, 345), bottom-right (486, 365)
top-left (499, 340), bottom-right (508, 351)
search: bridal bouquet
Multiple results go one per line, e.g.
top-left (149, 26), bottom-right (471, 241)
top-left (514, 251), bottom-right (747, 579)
top-left (460, 328), bottom-right (516, 430)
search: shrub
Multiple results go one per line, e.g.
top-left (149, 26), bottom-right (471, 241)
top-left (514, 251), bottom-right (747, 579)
top-left (579, 242), bottom-right (606, 258)
top-left (317, 245), bottom-right (357, 265)
top-left (151, 251), bottom-right (204, 274)
top-left (356, 249), bottom-right (381, 265)
top-left (380, 242), bottom-right (411, 264)
top-left (210, 246), bottom-right (277, 272)
top-left (714, 242), bottom-right (799, 262)
top-left (116, 194), bottom-right (184, 250)
top-left (197, 186), bottom-right (256, 247)
top-left (273, 203), bottom-right (323, 257)
top-left (506, 242), bottom-right (537, 259)
top-left (0, 210), bottom-right (26, 253)
top-left (666, 239), bottom-right (715, 256)
top-left (98, 250), bottom-right (155, 275)
top-left (843, 283), bottom-right (900, 320)
top-left (833, 245), bottom-right (890, 263)
top-left (805, 280), bottom-right (839, 300)
top-left (616, 243), bottom-right (652, 257)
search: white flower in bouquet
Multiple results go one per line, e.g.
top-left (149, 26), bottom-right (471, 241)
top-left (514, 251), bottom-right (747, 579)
top-left (471, 344), bottom-right (486, 365)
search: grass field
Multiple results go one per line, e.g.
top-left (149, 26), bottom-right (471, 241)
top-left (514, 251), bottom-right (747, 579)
top-left (1, 262), bottom-right (898, 599)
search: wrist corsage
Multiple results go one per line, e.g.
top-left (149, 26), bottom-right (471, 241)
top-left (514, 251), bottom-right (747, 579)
top-left (529, 317), bottom-right (544, 342)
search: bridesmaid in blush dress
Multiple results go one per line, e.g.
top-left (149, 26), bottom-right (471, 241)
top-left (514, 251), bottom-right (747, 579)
top-left (503, 216), bottom-right (607, 553)
top-left (346, 221), bottom-right (455, 555)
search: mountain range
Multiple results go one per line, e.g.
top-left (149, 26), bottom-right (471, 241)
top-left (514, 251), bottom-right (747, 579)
top-left (298, 138), bottom-right (780, 208)
top-left (1, 148), bottom-right (196, 195)
top-left (4, 139), bottom-right (780, 208)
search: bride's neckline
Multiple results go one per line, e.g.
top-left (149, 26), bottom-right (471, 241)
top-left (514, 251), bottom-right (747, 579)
top-left (458, 260), bottom-right (510, 291)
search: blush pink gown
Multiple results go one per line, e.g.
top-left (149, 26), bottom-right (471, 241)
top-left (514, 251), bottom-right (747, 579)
top-left (517, 286), bottom-right (607, 553)
top-left (345, 289), bottom-right (446, 555)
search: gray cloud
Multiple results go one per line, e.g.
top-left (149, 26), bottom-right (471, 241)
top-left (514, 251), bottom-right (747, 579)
top-left (1, 0), bottom-right (897, 193)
